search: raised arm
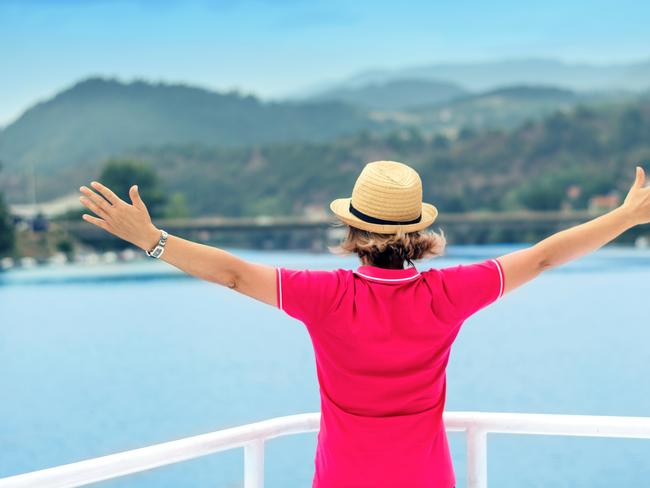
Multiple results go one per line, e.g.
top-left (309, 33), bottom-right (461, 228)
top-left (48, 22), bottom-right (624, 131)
top-left (79, 182), bottom-right (276, 307)
top-left (496, 166), bottom-right (650, 296)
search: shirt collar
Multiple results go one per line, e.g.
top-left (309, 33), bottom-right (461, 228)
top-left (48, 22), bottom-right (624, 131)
top-left (354, 264), bottom-right (421, 283)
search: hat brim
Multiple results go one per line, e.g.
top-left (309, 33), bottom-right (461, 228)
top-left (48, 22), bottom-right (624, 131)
top-left (329, 198), bottom-right (438, 234)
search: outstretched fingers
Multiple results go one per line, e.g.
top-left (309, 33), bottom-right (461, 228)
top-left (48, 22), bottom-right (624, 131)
top-left (79, 186), bottom-right (112, 219)
top-left (90, 181), bottom-right (124, 206)
top-left (82, 213), bottom-right (110, 230)
top-left (79, 196), bottom-right (110, 220)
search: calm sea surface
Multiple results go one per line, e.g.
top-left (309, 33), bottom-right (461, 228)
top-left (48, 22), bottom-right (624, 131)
top-left (2, 244), bottom-right (650, 488)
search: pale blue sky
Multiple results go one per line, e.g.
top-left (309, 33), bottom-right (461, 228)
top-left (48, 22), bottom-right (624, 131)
top-left (1, 0), bottom-right (649, 126)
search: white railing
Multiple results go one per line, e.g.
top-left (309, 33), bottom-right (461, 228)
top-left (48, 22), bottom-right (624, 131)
top-left (2, 411), bottom-right (650, 488)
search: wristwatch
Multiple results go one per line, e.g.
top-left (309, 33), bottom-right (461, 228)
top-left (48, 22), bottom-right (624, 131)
top-left (145, 229), bottom-right (168, 258)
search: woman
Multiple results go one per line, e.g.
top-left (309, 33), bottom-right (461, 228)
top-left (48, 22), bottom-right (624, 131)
top-left (79, 160), bottom-right (650, 488)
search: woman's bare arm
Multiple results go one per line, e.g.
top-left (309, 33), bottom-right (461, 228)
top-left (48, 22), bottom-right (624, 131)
top-left (78, 182), bottom-right (277, 307)
top-left (496, 166), bottom-right (650, 296)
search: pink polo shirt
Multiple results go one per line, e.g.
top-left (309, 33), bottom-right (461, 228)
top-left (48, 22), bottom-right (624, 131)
top-left (276, 257), bottom-right (505, 488)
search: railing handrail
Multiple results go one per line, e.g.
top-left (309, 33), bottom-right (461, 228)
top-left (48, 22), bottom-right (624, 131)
top-left (0, 413), bottom-right (320, 488)
top-left (2, 411), bottom-right (650, 488)
top-left (443, 410), bottom-right (650, 438)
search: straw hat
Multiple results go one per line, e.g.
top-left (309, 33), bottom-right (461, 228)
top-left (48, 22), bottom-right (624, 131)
top-left (329, 160), bottom-right (438, 234)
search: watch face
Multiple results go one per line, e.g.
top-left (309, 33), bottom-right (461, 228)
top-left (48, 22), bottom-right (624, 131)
top-left (152, 247), bottom-right (163, 258)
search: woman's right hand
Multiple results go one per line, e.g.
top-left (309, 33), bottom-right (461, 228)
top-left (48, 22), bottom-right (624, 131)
top-left (79, 181), bottom-right (161, 251)
top-left (621, 166), bottom-right (650, 226)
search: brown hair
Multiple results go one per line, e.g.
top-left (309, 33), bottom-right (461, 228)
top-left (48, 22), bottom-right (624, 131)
top-left (328, 222), bottom-right (447, 269)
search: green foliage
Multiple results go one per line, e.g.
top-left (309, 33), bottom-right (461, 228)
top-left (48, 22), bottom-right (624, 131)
top-left (5, 92), bottom-right (650, 220)
top-left (515, 167), bottom-right (610, 212)
top-left (55, 237), bottom-right (74, 256)
top-left (432, 134), bottom-right (450, 150)
top-left (163, 192), bottom-right (191, 219)
top-left (0, 190), bottom-right (15, 256)
top-left (617, 107), bottom-right (645, 149)
top-left (99, 98), bottom-right (650, 218)
top-left (509, 172), bottom-right (573, 210)
top-left (98, 159), bottom-right (168, 218)
top-left (0, 162), bottom-right (15, 257)
top-left (457, 126), bottom-right (477, 141)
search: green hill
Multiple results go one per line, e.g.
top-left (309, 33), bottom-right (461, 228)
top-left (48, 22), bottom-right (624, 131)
top-left (96, 99), bottom-right (650, 219)
top-left (0, 77), bottom-right (385, 200)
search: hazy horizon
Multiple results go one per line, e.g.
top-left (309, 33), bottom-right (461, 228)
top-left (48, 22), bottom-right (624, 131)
top-left (2, 55), bottom-right (650, 130)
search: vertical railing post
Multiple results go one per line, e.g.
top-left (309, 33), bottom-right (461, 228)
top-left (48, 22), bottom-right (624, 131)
top-left (466, 428), bottom-right (488, 488)
top-left (244, 439), bottom-right (265, 488)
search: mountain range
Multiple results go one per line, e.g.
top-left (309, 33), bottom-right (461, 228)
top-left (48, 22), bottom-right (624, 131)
top-left (2, 58), bottom-right (649, 204)
top-left (0, 77), bottom-right (382, 174)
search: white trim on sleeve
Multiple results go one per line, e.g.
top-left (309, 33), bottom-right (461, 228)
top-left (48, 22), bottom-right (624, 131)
top-left (278, 267), bottom-right (284, 310)
top-left (490, 258), bottom-right (504, 299)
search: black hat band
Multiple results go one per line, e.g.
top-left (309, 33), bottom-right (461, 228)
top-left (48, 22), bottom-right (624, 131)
top-left (348, 202), bottom-right (422, 225)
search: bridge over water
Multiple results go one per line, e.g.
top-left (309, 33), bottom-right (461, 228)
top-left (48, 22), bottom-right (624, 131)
top-left (55, 209), bottom-right (645, 251)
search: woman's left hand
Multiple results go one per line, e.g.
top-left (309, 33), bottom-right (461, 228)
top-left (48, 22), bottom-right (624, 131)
top-left (79, 181), bottom-right (161, 251)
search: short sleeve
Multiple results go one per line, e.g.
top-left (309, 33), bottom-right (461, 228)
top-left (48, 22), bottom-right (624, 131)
top-left (276, 267), bottom-right (342, 325)
top-left (437, 258), bottom-right (505, 322)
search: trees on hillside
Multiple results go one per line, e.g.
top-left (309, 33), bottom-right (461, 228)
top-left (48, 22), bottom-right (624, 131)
top-left (99, 159), bottom-right (169, 218)
top-left (109, 100), bottom-right (649, 218)
top-left (0, 164), bottom-right (15, 256)
top-left (97, 159), bottom-right (191, 219)
top-left (16, 99), bottom-right (650, 222)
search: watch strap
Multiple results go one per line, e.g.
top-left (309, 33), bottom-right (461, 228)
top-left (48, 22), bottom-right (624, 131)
top-left (145, 229), bottom-right (168, 258)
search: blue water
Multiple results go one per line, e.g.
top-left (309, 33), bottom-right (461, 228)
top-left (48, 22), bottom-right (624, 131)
top-left (2, 244), bottom-right (650, 488)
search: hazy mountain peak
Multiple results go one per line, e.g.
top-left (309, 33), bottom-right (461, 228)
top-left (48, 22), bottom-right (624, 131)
top-left (302, 57), bottom-right (650, 95)
top-left (305, 78), bottom-right (467, 110)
